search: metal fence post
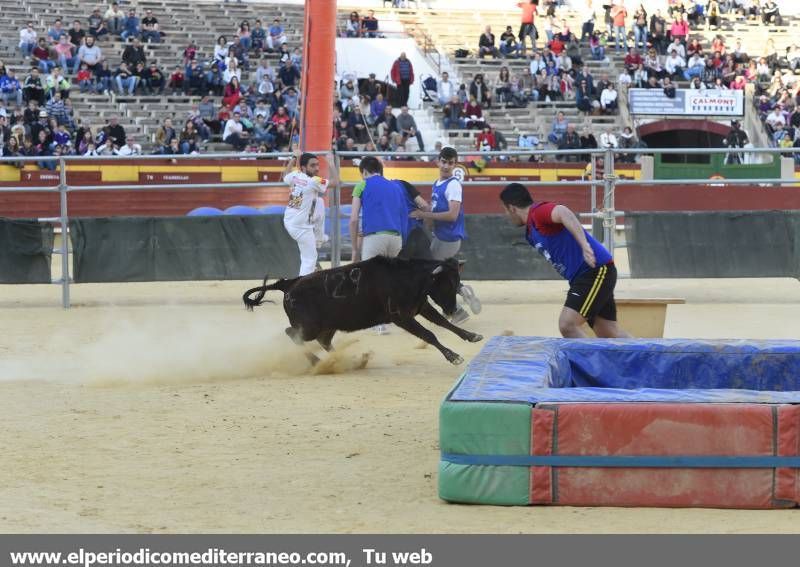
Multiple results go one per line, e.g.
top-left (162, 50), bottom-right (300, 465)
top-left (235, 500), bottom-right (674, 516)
top-left (331, 151), bottom-right (342, 268)
top-left (58, 157), bottom-right (71, 308)
top-left (603, 148), bottom-right (616, 254)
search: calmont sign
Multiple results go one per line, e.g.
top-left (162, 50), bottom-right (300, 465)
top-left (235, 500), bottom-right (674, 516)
top-left (629, 88), bottom-right (744, 117)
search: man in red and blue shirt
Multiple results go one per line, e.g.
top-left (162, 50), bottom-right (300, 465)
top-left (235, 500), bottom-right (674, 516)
top-left (500, 183), bottom-right (631, 338)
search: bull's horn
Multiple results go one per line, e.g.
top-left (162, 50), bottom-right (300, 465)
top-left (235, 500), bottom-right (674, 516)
top-left (432, 265), bottom-right (443, 275)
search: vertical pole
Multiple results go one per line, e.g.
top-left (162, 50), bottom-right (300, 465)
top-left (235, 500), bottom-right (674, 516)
top-left (331, 152), bottom-right (342, 268)
top-left (603, 148), bottom-right (616, 256)
top-left (590, 153), bottom-right (601, 239)
top-left (58, 157), bottom-right (70, 308)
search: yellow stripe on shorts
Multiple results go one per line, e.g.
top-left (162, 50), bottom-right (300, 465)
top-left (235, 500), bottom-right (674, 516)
top-left (579, 265), bottom-right (607, 318)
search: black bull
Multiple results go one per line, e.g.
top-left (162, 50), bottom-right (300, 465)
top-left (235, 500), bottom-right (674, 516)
top-left (242, 256), bottom-right (483, 365)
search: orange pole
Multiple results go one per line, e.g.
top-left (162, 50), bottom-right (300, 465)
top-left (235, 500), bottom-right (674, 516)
top-left (299, 0), bottom-right (336, 158)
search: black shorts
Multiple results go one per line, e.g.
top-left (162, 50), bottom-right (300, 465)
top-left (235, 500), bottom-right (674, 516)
top-left (564, 263), bottom-right (617, 327)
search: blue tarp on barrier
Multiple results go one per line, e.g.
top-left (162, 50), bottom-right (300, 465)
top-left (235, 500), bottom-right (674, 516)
top-left (450, 336), bottom-right (800, 404)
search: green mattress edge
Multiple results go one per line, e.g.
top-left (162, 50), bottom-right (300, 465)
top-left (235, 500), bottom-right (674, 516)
top-left (438, 396), bottom-right (531, 505)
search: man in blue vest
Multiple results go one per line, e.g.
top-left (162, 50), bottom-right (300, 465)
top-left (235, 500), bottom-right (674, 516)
top-left (349, 156), bottom-right (409, 263)
top-left (499, 182), bottom-right (631, 338)
top-left (410, 146), bottom-right (481, 323)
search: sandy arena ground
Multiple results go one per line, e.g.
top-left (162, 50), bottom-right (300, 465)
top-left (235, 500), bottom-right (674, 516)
top-left (3, 274), bottom-right (800, 533)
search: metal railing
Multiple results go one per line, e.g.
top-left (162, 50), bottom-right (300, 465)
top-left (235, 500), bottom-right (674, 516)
top-left (1, 146), bottom-right (798, 308)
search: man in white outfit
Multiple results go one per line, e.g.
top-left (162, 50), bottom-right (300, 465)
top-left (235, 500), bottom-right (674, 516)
top-left (283, 152), bottom-right (332, 277)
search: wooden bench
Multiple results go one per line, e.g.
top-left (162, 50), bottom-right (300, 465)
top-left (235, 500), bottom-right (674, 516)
top-left (584, 298), bottom-right (686, 338)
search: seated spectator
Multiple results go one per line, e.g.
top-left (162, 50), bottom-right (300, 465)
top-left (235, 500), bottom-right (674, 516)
top-left (702, 60), bottom-right (721, 88)
top-left (222, 77), bottom-right (242, 109)
top-left (47, 19), bottom-right (66, 45)
top-left (75, 63), bottom-right (94, 93)
top-left (397, 105), bottom-right (424, 151)
top-left (223, 110), bottom-right (249, 150)
top-left (95, 61), bottom-right (113, 94)
top-left (0, 70), bottom-right (23, 107)
top-left (478, 26), bottom-right (500, 59)
top-left (144, 62), bottom-right (165, 94)
top-left (141, 9), bottom-right (161, 44)
top-left (619, 67), bottom-right (634, 88)
top-left (53, 36), bottom-right (76, 74)
top-left (624, 48), bottom-right (643, 75)
top-left (68, 20), bottom-right (85, 50)
top-left (662, 76), bottom-right (676, 97)
top-left (45, 67), bottom-right (70, 100)
top-left (373, 104), bottom-right (397, 140)
top-left (575, 79), bottom-right (595, 112)
top-left (106, 115), bottom-right (126, 146)
top-left (499, 26), bottom-right (520, 57)
top-left (32, 38), bottom-right (55, 74)
top-left (442, 95), bottom-right (465, 129)
top-left (684, 52), bottom-right (705, 80)
top-left (345, 12), bottom-right (361, 37)
top-left (223, 57), bottom-right (242, 84)
top-left (589, 32), bottom-right (605, 61)
top-left (665, 49), bottom-right (686, 80)
top-left (278, 59), bottom-right (300, 89)
top-left (105, 3), bottom-right (125, 36)
top-left (475, 124), bottom-right (496, 152)
top-left (168, 65), bottom-right (186, 95)
top-left (180, 121), bottom-right (201, 154)
top-left (580, 127), bottom-right (597, 149)
top-left (762, 0), bottom-right (781, 25)
top-left (267, 18), bottom-right (287, 51)
top-left (618, 126), bottom-right (638, 161)
top-left (123, 36), bottom-right (145, 64)
top-left (214, 36), bottom-right (229, 65)
top-left (469, 74), bottom-right (492, 109)
top-left (116, 135), bottom-right (142, 156)
top-left (114, 62), bottom-right (137, 95)
top-left (600, 83), bottom-right (618, 113)
top-left (155, 117), bottom-right (176, 148)
top-left (435, 71), bottom-right (455, 105)
top-left (75, 36), bottom-right (103, 75)
top-left (121, 9), bottom-right (140, 41)
top-left (251, 20), bottom-right (267, 54)
top-left (283, 87), bottom-right (300, 119)
top-left (88, 9), bottom-right (109, 39)
top-left (766, 104), bottom-right (786, 132)
top-left (229, 36), bottom-right (249, 71)
top-left (686, 38), bottom-right (704, 60)
top-left (252, 114), bottom-right (274, 146)
top-left (548, 111), bottom-right (569, 144)
top-left (19, 22), bottom-right (37, 59)
top-left (557, 124), bottom-right (581, 162)
top-left (23, 68), bottom-right (45, 105)
top-left (184, 60), bottom-right (205, 95)
top-left (369, 93), bottom-right (387, 124)
top-left (361, 11), bottom-right (379, 38)
top-left (463, 96), bottom-right (484, 129)
top-left (160, 137), bottom-right (182, 156)
top-left (238, 21), bottom-right (252, 52)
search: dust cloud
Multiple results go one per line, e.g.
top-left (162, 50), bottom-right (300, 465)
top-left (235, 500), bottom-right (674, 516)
top-left (0, 308), bottom-right (374, 386)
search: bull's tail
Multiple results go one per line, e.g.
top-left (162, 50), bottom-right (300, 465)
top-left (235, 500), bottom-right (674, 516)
top-left (243, 274), bottom-right (290, 311)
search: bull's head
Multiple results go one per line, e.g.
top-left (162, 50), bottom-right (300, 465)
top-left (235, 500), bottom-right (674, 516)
top-left (427, 258), bottom-right (461, 316)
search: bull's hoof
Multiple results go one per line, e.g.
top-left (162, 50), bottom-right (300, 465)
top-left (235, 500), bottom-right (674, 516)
top-left (446, 352), bottom-right (464, 365)
top-left (467, 333), bottom-right (483, 343)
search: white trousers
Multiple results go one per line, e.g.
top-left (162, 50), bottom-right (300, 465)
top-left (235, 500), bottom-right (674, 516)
top-left (285, 223), bottom-right (318, 276)
top-left (361, 233), bottom-right (403, 261)
top-left (285, 198), bottom-right (327, 277)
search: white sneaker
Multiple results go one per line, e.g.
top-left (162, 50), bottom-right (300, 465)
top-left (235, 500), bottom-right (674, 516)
top-left (460, 285), bottom-right (482, 315)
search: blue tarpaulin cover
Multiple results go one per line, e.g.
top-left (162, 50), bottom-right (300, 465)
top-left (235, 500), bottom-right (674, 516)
top-left (449, 337), bottom-right (800, 404)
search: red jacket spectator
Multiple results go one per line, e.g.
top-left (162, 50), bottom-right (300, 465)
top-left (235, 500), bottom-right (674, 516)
top-left (390, 57), bottom-right (414, 85)
top-left (624, 52), bottom-right (643, 68)
top-left (222, 81), bottom-right (242, 110)
top-left (475, 129), bottom-right (496, 150)
top-left (549, 37), bottom-right (565, 55)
